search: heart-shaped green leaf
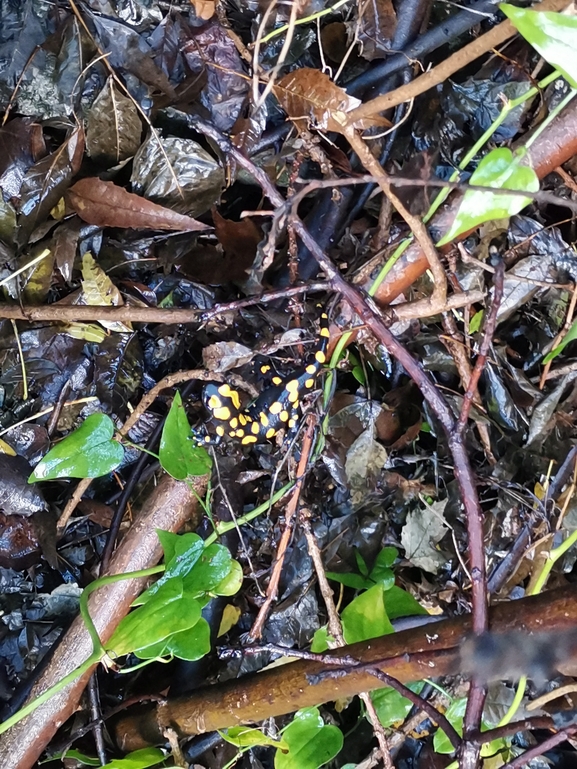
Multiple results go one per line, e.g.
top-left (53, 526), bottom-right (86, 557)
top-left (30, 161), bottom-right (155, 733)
top-left (501, 5), bottom-right (577, 88)
top-left (29, 413), bottom-right (124, 481)
top-left (275, 708), bottom-right (343, 769)
top-left (107, 580), bottom-right (201, 656)
top-left (437, 147), bottom-right (539, 246)
top-left (159, 391), bottom-right (212, 479)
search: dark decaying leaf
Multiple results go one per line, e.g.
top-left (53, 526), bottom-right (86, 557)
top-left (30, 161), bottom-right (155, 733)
top-left (212, 208), bottom-right (262, 272)
top-left (89, 11), bottom-right (176, 98)
top-left (181, 19), bottom-right (248, 132)
top-left (274, 68), bottom-right (389, 133)
top-left (0, 0), bottom-right (53, 109)
top-left (0, 513), bottom-right (42, 570)
top-left (17, 125), bottom-right (84, 247)
top-left (356, 0), bottom-right (397, 61)
top-left (66, 178), bottom-right (210, 231)
top-left (0, 455), bottom-right (46, 516)
top-left (0, 424), bottom-right (49, 466)
top-left (48, 217), bottom-right (88, 284)
top-left (131, 134), bottom-right (224, 218)
top-left (93, 333), bottom-right (144, 414)
top-left (86, 77), bottom-right (143, 165)
top-left (0, 117), bottom-right (45, 199)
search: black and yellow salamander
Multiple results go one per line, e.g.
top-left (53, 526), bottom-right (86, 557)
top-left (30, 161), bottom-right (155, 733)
top-left (202, 307), bottom-right (330, 445)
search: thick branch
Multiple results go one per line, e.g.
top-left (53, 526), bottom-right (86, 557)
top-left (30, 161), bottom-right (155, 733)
top-left (114, 586), bottom-right (577, 749)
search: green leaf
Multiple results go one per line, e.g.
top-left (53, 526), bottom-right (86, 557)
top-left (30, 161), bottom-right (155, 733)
top-left (212, 559), bottom-right (243, 596)
top-left (352, 365), bottom-right (366, 385)
top-left (324, 572), bottom-right (373, 590)
top-left (384, 585), bottom-right (428, 621)
top-left (543, 317), bottom-right (577, 364)
top-left (310, 626), bottom-right (334, 653)
top-left (436, 148), bottom-right (539, 246)
top-left (181, 543), bottom-right (235, 597)
top-left (368, 552), bottom-right (395, 588)
top-left (501, 5), bottom-right (577, 88)
top-left (275, 708), bottom-right (343, 769)
top-left (355, 550), bottom-right (369, 577)
top-left (371, 681), bottom-right (426, 727)
top-left (136, 616), bottom-right (211, 661)
top-left (469, 310), bottom-right (484, 334)
top-left (29, 413), bottom-right (124, 481)
top-left (107, 580), bottom-right (201, 656)
top-left (374, 546), bottom-right (398, 569)
top-left (136, 532), bottom-right (205, 604)
top-left (341, 582), bottom-right (394, 644)
top-left (434, 697), bottom-right (467, 754)
top-left (99, 748), bottom-right (166, 769)
top-left (222, 727), bottom-right (288, 750)
top-left (434, 698), bottom-right (509, 756)
top-left (159, 391), bottom-right (212, 479)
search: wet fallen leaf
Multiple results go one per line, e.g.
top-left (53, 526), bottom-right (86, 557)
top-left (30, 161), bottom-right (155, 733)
top-left (274, 68), bottom-right (389, 133)
top-left (66, 178), bottom-right (210, 232)
top-left (401, 499), bottom-right (449, 574)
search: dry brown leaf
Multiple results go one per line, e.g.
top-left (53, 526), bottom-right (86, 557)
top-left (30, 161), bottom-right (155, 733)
top-left (356, 0), bottom-right (397, 60)
top-left (191, 0), bottom-right (215, 19)
top-left (212, 208), bottom-right (262, 267)
top-left (274, 68), bottom-right (389, 133)
top-left (66, 178), bottom-right (210, 232)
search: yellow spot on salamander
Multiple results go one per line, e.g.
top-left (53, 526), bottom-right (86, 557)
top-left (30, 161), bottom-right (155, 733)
top-left (269, 401), bottom-right (283, 415)
top-left (260, 412), bottom-right (269, 427)
top-left (216, 425), bottom-right (225, 437)
top-left (251, 421), bottom-right (260, 435)
top-left (306, 364), bottom-right (317, 375)
top-left (230, 417), bottom-right (238, 429)
top-left (213, 406), bottom-right (231, 421)
top-left (242, 435), bottom-right (258, 444)
top-left (208, 395), bottom-right (222, 410)
top-left (315, 350), bottom-right (326, 364)
top-left (288, 418), bottom-right (297, 429)
top-left (287, 390), bottom-right (298, 403)
top-left (305, 378), bottom-right (315, 388)
top-left (285, 379), bottom-right (299, 392)
top-left (280, 410), bottom-right (289, 422)
top-left (238, 413), bottom-right (247, 425)
top-left (266, 427), bottom-right (276, 439)
top-left (218, 384), bottom-right (241, 410)
top-left (272, 376), bottom-right (282, 386)
top-left (320, 326), bottom-right (330, 338)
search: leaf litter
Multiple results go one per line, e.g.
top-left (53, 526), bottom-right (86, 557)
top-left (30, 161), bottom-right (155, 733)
top-left (0, 0), bottom-right (577, 766)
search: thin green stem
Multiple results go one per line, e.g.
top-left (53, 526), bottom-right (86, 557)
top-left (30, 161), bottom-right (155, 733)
top-left (204, 482), bottom-right (293, 546)
top-left (0, 655), bottom-right (99, 735)
top-left (259, 0), bottom-right (351, 44)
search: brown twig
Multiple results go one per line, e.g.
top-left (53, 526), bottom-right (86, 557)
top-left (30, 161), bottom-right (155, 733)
top-left (440, 313), bottom-right (495, 465)
top-left (457, 259), bottom-right (505, 433)
top-left (300, 511), bottom-right (394, 768)
top-left (500, 725), bottom-right (577, 768)
top-left (248, 417), bottom-right (316, 641)
top-left (0, 283), bottom-right (330, 326)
